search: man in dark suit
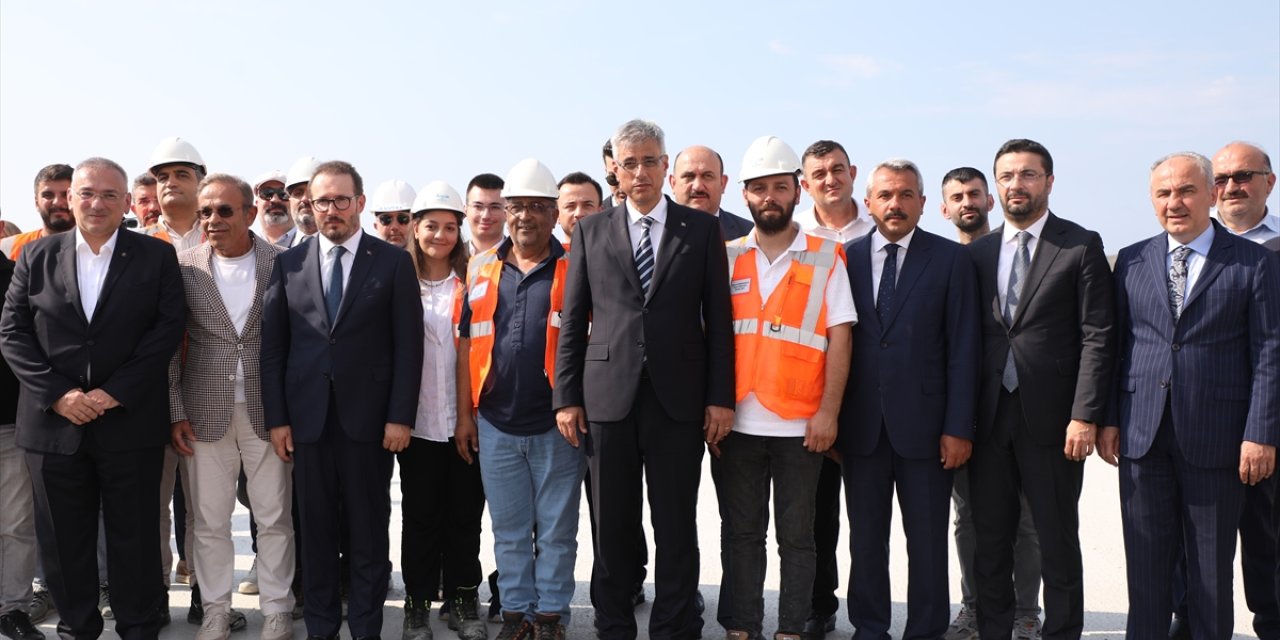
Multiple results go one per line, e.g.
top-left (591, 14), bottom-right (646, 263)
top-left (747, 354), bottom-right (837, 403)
top-left (554, 119), bottom-right (735, 640)
top-left (670, 145), bottom-right (754, 241)
top-left (1099, 152), bottom-right (1280, 639)
top-left (0, 157), bottom-right (187, 640)
top-left (1266, 236), bottom-right (1280, 253)
top-left (839, 159), bottom-right (980, 640)
top-left (261, 161), bottom-right (423, 640)
top-left (967, 139), bottom-right (1115, 640)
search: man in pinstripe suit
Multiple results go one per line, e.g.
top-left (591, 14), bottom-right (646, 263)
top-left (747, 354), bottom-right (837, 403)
top-left (169, 174), bottom-right (294, 640)
top-left (1100, 152), bottom-right (1280, 639)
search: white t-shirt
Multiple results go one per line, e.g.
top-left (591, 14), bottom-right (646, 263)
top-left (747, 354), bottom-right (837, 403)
top-left (414, 275), bottom-right (462, 442)
top-left (212, 250), bottom-right (257, 402)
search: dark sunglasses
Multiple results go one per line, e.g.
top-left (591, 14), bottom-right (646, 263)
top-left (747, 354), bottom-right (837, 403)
top-left (378, 213), bottom-right (411, 226)
top-left (197, 205), bottom-right (240, 219)
top-left (258, 188), bottom-right (290, 201)
top-left (1213, 170), bottom-right (1271, 187)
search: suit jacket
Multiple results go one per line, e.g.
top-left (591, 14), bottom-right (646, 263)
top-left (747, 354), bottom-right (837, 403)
top-left (0, 252), bottom-right (18, 425)
top-left (260, 232), bottom-right (422, 444)
top-left (1109, 222), bottom-right (1280, 468)
top-left (274, 227), bottom-right (298, 248)
top-left (718, 209), bottom-right (754, 241)
top-left (169, 234), bottom-right (283, 442)
top-left (969, 212), bottom-right (1115, 446)
top-left (1264, 236), bottom-right (1280, 254)
top-left (838, 228), bottom-right (980, 459)
top-left (0, 230), bottom-right (186, 454)
top-left (553, 197), bottom-right (735, 422)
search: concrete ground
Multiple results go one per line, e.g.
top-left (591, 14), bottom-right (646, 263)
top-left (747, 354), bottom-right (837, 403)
top-left (34, 453), bottom-right (1257, 638)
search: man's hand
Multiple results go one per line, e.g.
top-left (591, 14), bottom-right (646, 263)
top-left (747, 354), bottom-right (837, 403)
top-left (940, 435), bottom-right (972, 470)
top-left (383, 423), bottom-right (412, 453)
top-left (53, 389), bottom-right (103, 425)
top-left (1240, 441), bottom-right (1276, 486)
top-left (1097, 426), bottom-right (1120, 466)
top-left (704, 406), bottom-right (734, 445)
top-left (557, 406), bottom-right (588, 447)
top-left (1063, 419), bottom-right (1096, 462)
top-left (270, 426), bottom-right (294, 463)
top-left (171, 420), bottom-right (196, 456)
top-left (84, 388), bottom-right (120, 410)
top-left (455, 414), bottom-right (479, 465)
top-left (803, 409), bottom-right (837, 453)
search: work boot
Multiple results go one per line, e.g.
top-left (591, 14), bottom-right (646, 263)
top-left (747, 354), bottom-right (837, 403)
top-left (449, 586), bottom-right (486, 640)
top-left (401, 596), bottom-right (432, 640)
top-left (26, 588), bottom-right (53, 625)
top-left (0, 611), bottom-right (44, 640)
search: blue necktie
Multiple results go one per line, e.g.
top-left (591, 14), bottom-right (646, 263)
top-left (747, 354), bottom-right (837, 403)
top-left (326, 245), bottom-right (346, 324)
top-left (1002, 231), bottom-right (1030, 391)
top-left (876, 243), bottom-right (899, 326)
top-left (635, 216), bottom-right (655, 294)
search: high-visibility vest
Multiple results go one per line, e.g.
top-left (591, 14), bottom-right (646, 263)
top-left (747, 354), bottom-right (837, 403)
top-left (1, 229), bottom-right (46, 260)
top-left (465, 244), bottom-right (568, 409)
top-left (138, 223), bottom-right (174, 245)
top-left (726, 234), bottom-right (842, 419)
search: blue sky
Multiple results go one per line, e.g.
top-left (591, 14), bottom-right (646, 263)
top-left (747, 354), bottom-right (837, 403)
top-left (2, 0), bottom-right (1277, 251)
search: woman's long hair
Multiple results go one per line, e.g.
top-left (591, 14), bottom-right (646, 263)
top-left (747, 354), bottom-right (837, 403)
top-left (409, 210), bottom-right (469, 283)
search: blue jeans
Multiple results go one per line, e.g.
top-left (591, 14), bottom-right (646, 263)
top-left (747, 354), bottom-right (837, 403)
top-left (478, 417), bottom-right (586, 622)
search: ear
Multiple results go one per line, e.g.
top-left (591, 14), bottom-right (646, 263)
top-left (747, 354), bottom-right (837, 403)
top-left (718, 174), bottom-right (728, 194)
top-left (668, 173), bottom-right (676, 190)
top-left (985, 194), bottom-right (995, 212)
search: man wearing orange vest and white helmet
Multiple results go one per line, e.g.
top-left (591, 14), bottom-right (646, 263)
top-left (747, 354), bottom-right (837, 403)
top-left (455, 159), bottom-right (584, 640)
top-left (718, 136), bottom-right (855, 640)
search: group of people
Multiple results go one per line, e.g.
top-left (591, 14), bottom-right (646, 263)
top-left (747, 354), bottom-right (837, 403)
top-left (0, 121), bottom-right (1276, 640)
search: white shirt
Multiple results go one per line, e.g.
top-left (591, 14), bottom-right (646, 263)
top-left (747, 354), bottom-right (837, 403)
top-left (870, 228), bottom-right (916, 305)
top-left (795, 201), bottom-right (876, 243)
top-left (414, 275), bottom-right (462, 442)
top-left (733, 226), bottom-right (858, 438)
top-left (1167, 223), bottom-right (1215, 310)
top-left (626, 196), bottom-right (668, 258)
top-left (317, 229), bottom-right (362, 299)
top-left (212, 250), bottom-right (257, 402)
top-left (997, 212), bottom-right (1050, 311)
top-left (75, 228), bottom-right (118, 320)
top-left (1215, 210), bottom-right (1280, 244)
top-left (159, 218), bottom-right (205, 252)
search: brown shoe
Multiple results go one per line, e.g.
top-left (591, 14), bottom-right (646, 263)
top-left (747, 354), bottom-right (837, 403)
top-left (495, 612), bottom-right (532, 640)
top-left (531, 613), bottom-right (565, 640)
top-left (726, 632), bottom-right (751, 640)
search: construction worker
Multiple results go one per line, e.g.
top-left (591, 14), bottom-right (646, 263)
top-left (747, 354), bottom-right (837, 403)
top-left (1, 164), bottom-right (74, 260)
top-left (284, 156), bottom-right (322, 247)
top-left (142, 136), bottom-right (207, 251)
top-left (253, 170), bottom-right (295, 247)
top-left (718, 136), bottom-right (854, 640)
top-left (370, 180), bottom-right (416, 250)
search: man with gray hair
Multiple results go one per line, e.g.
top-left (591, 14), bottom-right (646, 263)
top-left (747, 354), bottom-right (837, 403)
top-left (131, 174), bottom-right (162, 228)
top-left (252, 170), bottom-right (295, 247)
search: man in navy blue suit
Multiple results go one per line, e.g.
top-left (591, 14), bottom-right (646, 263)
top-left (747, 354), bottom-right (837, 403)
top-left (838, 159), bottom-right (980, 640)
top-left (1100, 152), bottom-right (1280, 639)
top-left (261, 161), bottom-right (423, 639)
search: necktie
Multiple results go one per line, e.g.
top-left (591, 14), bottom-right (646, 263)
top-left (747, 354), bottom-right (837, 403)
top-left (876, 243), bottom-right (899, 326)
top-left (635, 216), bottom-right (655, 294)
top-left (1002, 231), bottom-right (1030, 392)
top-left (326, 245), bottom-right (346, 324)
top-left (1168, 245), bottom-right (1191, 319)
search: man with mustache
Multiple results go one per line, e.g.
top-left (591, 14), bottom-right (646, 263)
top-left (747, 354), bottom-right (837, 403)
top-left (670, 145), bottom-right (754, 241)
top-left (131, 175), bottom-right (162, 228)
top-left (142, 137), bottom-right (207, 252)
top-left (284, 157), bottom-right (322, 248)
top-left (465, 174), bottom-right (507, 255)
top-left (370, 180), bottom-right (416, 250)
top-left (1, 164), bottom-right (74, 261)
top-left (253, 170), bottom-right (295, 248)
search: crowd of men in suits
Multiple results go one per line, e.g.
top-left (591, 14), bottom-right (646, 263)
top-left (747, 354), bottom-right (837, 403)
top-left (0, 123), bottom-right (1277, 640)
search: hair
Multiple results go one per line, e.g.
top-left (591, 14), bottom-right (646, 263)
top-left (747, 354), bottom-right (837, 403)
top-left (558, 171), bottom-right (603, 201)
top-left (611, 119), bottom-right (665, 155)
top-left (602, 139), bottom-right (614, 160)
top-left (2, 221), bottom-right (21, 237)
top-left (801, 140), bottom-right (850, 165)
top-left (197, 173), bottom-right (256, 213)
top-left (466, 173), bottom-right (504, 195)
top-left (409, 212), bottom-right (470, 282)
top-left (34, 163), bottom-right (74, 190)
top-left (75, 158), bottom-right (129, 185)
top-left (1223, 140), bottom-right (1273, 171)
top-left (866, 158), bottom-right (924, 196)
top-left (312, 160), bottom-right (364, 196)
top-left (132, 173), bottom-right (157, 190)
top-left (994, 139), bottom-right (1054, 176)
top-left (941, 167), bottom-right (989, 190)
top-left (1150, 152), bottom-right (1214, 189)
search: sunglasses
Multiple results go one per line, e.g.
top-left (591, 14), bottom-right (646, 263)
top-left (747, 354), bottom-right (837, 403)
top-left (378, 213), bottom-right (411, 226)
top-left (258, 188), bottom-right (290, 201)
top-left (1213, 170), bottom-right (1271, 187)
top-left (197, 205), bottom-right (240, 219)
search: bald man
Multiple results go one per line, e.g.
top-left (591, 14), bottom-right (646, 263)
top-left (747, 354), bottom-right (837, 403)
top-left (670, 146), bottom-right (753, 241)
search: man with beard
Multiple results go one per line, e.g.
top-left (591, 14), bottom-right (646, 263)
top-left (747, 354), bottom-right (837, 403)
top-left (2, 164), bottom-right (74, 260)
top-left (670, 145), bottom-right (754, 241)
top-left (938, 167), bottom-right (1043, 640)
top-left (464, 174), bottom-right (506, 255)
top-left (968, 139), bottom-right (1114, 640)
top-left (142, 137), bottom-right (207, 252)
top-left (716, 136), bottom-right (853, 640)
top-left (284, 157), bottom-right (322, 248)
top-left (555, 171), bottom-right (603, 241)
top-left (253, 170), bottom-right (295, 247)
top-left (369, 180), bottom-right (416, 250)
top-left (131, 175), bottom-right (162, 228)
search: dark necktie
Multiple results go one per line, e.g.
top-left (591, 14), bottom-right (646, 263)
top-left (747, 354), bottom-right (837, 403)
top-left (1168, 245), bottom-right (1191, 319)
top-left (635, 216), bottom-right (655, 294)
top-left (326, 245), bottom-right (346, 324)
top-left (876, 243), bottom-right (899, 325)
top-left (1002, 231), bottom-right (1030, 392)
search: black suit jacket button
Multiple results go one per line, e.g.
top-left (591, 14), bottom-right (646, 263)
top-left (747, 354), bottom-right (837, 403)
top-left (1160, 380), bottom-right (1170, 389)
top-left (636, 340), bottom-right (644, 348)
top-left (86, 339), bottom-right (95, 346)
top-left (1171, 343), bottom-right (1181, 351)
top-left (329, 338), bottom-right (337, 345)
top-left (880, 342), bottom-right (888, 349)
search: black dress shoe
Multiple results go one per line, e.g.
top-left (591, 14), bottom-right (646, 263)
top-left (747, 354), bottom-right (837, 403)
top-left (693, 590), bottom-right (705, 614)
top-left (0, 610), bottom-right (44, 640)
top-left (803, 613), bottom-right (836, 637)
top-left (630, 582), bottom-right (646, 608)
top-left (1168, 616), bottom-right (1191, 640)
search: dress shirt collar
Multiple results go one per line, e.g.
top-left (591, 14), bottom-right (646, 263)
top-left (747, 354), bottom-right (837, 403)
top-left (1002, 210), bottom-right (1050, 245)
top-left (743, 223), bottom-right (807, 254)
top-left (317, 228), bottom-right (363, 258)
top-left (1167, 222), bottom-right (1214, 257)
top-left (1216, 209), bottom-right (1279, 239)
top-left (74, 227), bottom-right (120, 257)
top-left (871, 227), bottom-right (916, 254)
top-left (627, 195), bottom-right (669, 228)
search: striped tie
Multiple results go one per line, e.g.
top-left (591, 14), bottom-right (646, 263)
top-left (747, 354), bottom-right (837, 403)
top-left (635, 216), bottom-right (655, 294)
top-left (1002, 231), bottom-right (1030, 392)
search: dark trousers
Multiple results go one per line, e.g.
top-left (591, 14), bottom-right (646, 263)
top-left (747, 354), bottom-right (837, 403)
top-left (844, 427), bottom-right (952, 640)
top-left (397, 436), bottom-right (484, 602)
top-left (970, 389), bottom-right (1084, 640)
top-left (588, 377), bottom-right (705, 640)
top-left (1123, 415), bottom-right (1245, 640)
top-left (812, 456), bottom-right (842, 620)
top-left (294, 411), bottom-right (394, 638)
top-left (584, 468), bottom-right (648, 607)
top-left (27, 442), bottom-right (164, 640)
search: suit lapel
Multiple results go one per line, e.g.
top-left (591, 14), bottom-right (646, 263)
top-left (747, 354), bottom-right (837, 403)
top-left (606, 205), bottom-right (644, 294)
top-left (56, 236), bottom-right (88, 326)
top-left (304, 237), bottom-right (329, 330)
top-left (1181, 224), bottom-right (1232, 315)
top-left (1010, 213), bottom-right (1063, 327)
top-left (194, 243), bottom-right (240, 337)
top-left (848, 238), bottom-right (879, 334)
top-left (89, 233), bottom-right (134, 328)
top-left (647, 199), bottom-right (688, 304)
top-left (881, 231), bottom-right (933, 331)
top-left (1137, 235), bottom-right (1176, 331)
top-left (334, 234), bottom-right (376, 328)
top-left (242, 235), bottom-right (276, 337)
top-left (973, 227), bottom-right (1006, 329)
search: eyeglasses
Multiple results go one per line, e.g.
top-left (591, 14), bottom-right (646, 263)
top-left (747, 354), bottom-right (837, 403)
top-left (258, 188), bottom-right (290, 201)
top-left (505, 201), bottom-right (554, 215)
top-left (617, 156), bottom-right (665, 173)
top-left (377, 213), bottom-right (411, 226)
top-left (197, 205), bottom-right (240, 219)
top-left (310, 196), bottom-right (355, 213)
top-left (75, 190), bottom-right (123, 203)
top-left (1213, 170), bottom-right (1271, 187)
top-left (468, 203), bottom-right (505, 215)
top-left (995, 170), bottom-right (1045, 186)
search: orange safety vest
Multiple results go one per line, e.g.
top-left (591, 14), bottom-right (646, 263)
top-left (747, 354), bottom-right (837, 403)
top-left (138, 223), bottom-right (174, 245)
top-left (726, 234), bottom-right (842, 419)
top-left (1, 229), bottom-right (47, 260)
top-left (465, 244), bottom-right (569, 408)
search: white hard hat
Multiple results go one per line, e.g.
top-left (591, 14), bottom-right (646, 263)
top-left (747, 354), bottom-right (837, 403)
top-left (252, 169), bottom-right (287, 191)
top-left (370, 180), bottom-right (417, 213)
top-left (411, 181), bottom-right (465, 216)
top-left (285, 156), bottom-right (323, 189)
top-left (149, 136), bottom-right (206, 175)
top-left (739, 135), bottom-right (801, 183)
top-left (501, 159), bottom-right (558, 199)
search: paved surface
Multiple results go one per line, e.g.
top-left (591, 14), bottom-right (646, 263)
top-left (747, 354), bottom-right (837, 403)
top-left (32, 453), bottom-right (1257, 638)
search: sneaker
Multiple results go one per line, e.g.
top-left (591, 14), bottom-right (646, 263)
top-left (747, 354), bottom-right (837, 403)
top-left (402, 596), bottom-right (433, 640)
top-left (494, 612), bottom-right (531, 640)
top-left (195, 612), bottom-right (231, 640)
top-left (531, 613), bottom-right (564, 640)
top-left (944, 605), bottom-right (979, 640)
top-left (260, 612), bottom-right (293, 640)
top-left (238, 559), bottom-right (259, 595)
top-left (98, 584), bottom-right (113, 619)
top-left (26, 589), bottom-right (54, 625)
top-left (449, 586), bottom-right (487, 640)
top-left (1012, 615), bottom-right (1042, 640)
top-left (0, 610), bottom-right (44, 640)
top-left (176, 559), bottom-right (193, 585)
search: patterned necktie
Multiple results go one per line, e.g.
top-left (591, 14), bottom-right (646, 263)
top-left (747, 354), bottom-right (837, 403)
top-left (1168, 245), bottom-right (1191, 319)
top-left (1002, 231), bottom-right (1030, 392)
top-left (635, 216), bottom-right (655, 294)
top-left (326, 245), bottom-right (346, 324)
top-left (876, 243), bottom-right (899, 325)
